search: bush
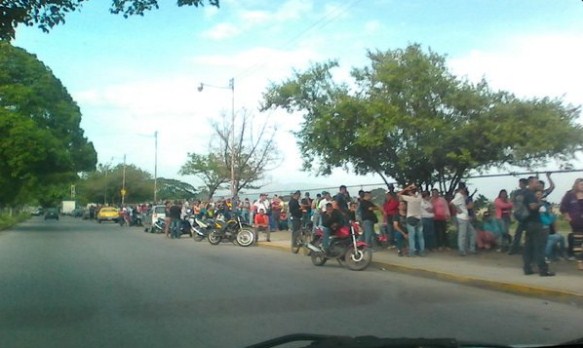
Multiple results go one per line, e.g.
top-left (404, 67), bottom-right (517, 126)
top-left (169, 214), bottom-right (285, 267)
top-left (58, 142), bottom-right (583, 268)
top-left (0, 213), bottom-right (30, 231)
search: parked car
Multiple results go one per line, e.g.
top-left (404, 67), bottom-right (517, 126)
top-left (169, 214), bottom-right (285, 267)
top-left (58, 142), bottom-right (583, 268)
top-left (31, 207), bottom-right (44, 216)
top-left (97, 207), bottom-right (120, 223)
top-left (72, 208), bottom-right (84, 218)
top-left (44, 208), bottom-right (59, 221)
top-left (144, 205), bottom-right (167, 232)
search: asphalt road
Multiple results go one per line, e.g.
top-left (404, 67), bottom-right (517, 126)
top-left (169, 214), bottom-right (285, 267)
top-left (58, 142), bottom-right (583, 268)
top-left (1, 217), bottom-right (582, 348)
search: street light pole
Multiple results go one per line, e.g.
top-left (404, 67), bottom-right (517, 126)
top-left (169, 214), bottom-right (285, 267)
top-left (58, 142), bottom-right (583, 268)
top-left (198, 78), bottom-right (236, 198)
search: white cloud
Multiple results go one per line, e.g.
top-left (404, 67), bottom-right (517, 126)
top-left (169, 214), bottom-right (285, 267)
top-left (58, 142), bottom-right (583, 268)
top-left (239, 10), bottom-right (271, 25)
top-left (364, 20), bottom-right (382, 35)
top-left (274, 0), bottom-right (314, 21)
top-left (448, 33), bottom-right (583, 106)
top-left (200, 23), bottom-right (241, 40)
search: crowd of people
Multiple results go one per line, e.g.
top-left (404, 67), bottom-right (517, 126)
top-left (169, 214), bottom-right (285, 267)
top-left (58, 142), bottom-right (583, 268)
top-left (91, 174), bottom-right (583, 275)
top-left (234, 175), bottom-right (583, 275)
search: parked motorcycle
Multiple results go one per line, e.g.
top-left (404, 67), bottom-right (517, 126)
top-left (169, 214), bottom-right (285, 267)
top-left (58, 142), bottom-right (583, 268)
top-left (150, 217), bottom-right (166, 234)
top-left (119, 211), bottom-right (142, 227)
top-left (190, 216), bottom-right (213, 242)
top-left (307, 222), bottom-right (372, 271)
top-left (207, 215), bottom-right (254, 247)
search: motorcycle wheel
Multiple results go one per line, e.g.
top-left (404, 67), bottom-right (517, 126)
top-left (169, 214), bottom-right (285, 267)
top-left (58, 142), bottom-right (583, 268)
top-left (311, 252), bottom-right (327, 266)
top-left (236, 229), bottom-right (254, 247)
top-left (344, 246), bottom-right (372, 271)
top-left (208, 231), bottom-right (222, 245)
top-left (193, 234), bottom-right (205, 242)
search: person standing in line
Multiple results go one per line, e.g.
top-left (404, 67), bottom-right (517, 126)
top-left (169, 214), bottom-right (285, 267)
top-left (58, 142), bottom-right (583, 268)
top-left (451, 183), bottom-right (474, 256)
top-left (431, 189), bottom-right (450, 251)
top-left (383, 189), bottom-right (400, 247)
top-left (522, 176), bottom-right (554, 276)
top-left (288, 190), bottom-right (303, 252)
top-left (494, 189), bottom-right (513, 249)
top-left (311, 193), bottom-right (322, 230)
top-left (334, 185), bottom-right (351, 217)
top-left (560, 178), bottom-right (583, 270)
top-left (270, 194), bottom-right (282, 232)
top-left (359, 191), bottom-right (380, 248)
top-left (420, 191), bottom-right (436, 252)
top-left (398, 184), bottom-right (425, 257)
top-left (508, 178), bottom-right (529, 255)
top-left (168, 200), bottom-right (182, 239)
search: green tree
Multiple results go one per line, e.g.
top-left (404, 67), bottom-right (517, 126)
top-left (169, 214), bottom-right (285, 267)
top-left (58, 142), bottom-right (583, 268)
top-left (0, 0), bottom-right (220, 41)
top-left (76, 163), bottom-right (153, 205)
top-left (156, 178), bottom-right (197, 201)
top-left (179, 153), bottom-right (229, 200)
top-left (261, 44), bottom-right (583, 195)
top-left (0, 42), bottom-right (97, 207)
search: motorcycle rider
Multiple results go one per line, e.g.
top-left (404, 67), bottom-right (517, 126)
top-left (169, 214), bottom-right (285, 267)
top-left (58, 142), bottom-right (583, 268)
top-left (320, 201), bottom-right (346, 253)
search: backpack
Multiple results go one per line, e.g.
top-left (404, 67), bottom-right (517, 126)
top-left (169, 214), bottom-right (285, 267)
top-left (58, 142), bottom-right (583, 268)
top-left (511, 189), bottom-right (529, 222)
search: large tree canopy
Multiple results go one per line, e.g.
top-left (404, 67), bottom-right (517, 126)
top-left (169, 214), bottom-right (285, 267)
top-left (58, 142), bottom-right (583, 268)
top-left (0, 42), bottom-right (97, 206)
top-left (0, 0), bottom-right (220, 41)
top-left (261, 44), bottom-right (583, 195)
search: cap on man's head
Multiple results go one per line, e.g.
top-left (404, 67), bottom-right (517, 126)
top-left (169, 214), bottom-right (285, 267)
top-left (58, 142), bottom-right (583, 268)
top-left (293, 190), bottom-right (301, 196)
top-left (322, 191), bottom-right (329, 195)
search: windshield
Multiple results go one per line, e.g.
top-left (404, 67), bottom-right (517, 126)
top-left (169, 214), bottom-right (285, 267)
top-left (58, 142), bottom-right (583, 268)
top-left (2, 1), bottom-right (583, 347)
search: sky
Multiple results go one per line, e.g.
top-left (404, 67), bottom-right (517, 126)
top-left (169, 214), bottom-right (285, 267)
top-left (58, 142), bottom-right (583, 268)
top-left (11, 0), bottom-right (583, 202)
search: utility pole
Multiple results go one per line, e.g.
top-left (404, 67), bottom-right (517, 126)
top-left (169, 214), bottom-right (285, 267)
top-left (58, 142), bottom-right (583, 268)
top-left (121, 154), bottom-right (127, 206)
top-left (229, 78), bottom-right (235, 198)
top-left (197, 78), bottom-right (236, 197)
top-left (154, 131), bottom-right (158, 203)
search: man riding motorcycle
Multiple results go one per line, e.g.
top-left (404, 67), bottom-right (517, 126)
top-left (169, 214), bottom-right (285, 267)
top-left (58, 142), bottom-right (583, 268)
top-left (320, 201), bottom-right (347, 253)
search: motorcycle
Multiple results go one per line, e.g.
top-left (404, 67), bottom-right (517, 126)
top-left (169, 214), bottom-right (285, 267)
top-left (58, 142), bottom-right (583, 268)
top-left (150, 217), bottom-right (166, 234)
top-left (190, 216), bottom-right (213, 242)
top-left (307, 222), bottom-right (372, 271)
top-left (207, 215), bottom-right (254, 247)
top-left (119, 211), bottom-right (142, 227)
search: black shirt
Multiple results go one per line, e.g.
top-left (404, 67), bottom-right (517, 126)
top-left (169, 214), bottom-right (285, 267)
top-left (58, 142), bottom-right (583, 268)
top-left (523, 189), bottom-right (540, 223)
top-left (334, 193), bottom-right (349, 213)
top-left (321, 209), bottom-right (345, 230)
top-left (359, 200), bottom-right (378, 222)
top-left (169, 205), bottom-right (181, 220)
top-left (289, 198), bottom-right (302, 219)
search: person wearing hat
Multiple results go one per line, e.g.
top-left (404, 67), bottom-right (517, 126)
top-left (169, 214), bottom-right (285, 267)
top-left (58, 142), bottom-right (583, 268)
top-left (289, 190), bottom-right (303, 252)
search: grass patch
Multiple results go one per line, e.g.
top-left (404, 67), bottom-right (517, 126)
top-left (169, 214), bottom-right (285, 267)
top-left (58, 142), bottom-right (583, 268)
top-left (0, 213), bottom-right (30, 231)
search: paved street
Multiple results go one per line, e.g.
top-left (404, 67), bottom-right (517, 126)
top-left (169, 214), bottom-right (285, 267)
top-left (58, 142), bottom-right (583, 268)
top-left (1, 217), bottom-right (582, 348)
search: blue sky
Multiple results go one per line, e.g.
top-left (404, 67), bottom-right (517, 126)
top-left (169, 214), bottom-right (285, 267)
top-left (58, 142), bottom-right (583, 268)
top-left (12, 0), bottom-right (583, 201)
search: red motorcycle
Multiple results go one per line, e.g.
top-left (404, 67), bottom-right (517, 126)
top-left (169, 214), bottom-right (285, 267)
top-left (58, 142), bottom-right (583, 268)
top-left (307, 222), bottom-right (372, 271)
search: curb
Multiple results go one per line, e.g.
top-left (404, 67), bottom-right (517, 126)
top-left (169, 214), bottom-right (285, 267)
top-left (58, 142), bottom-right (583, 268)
top-left (257, 241), bottom-right (583, 305)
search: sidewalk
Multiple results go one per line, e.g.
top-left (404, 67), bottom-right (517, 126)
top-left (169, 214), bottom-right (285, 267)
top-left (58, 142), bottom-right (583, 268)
top-left (256, 230), bottom-right (583, 305)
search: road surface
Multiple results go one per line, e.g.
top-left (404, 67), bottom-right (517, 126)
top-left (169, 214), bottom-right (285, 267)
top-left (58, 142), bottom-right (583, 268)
top-left (1, 217), bottom-right (581, 347)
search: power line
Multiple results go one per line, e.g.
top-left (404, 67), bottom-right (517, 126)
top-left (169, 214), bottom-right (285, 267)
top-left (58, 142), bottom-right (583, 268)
top-left (235, 0), bottom-right (363, 81)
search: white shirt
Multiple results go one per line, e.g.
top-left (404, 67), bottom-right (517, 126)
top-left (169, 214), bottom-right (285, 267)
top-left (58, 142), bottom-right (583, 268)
top-left (318, 198), bottom-right (330, 212)
top-left (253, 200), bottom-right (269, 213)
top-left (400, 194), bottom-right (422, 219)
top-left (420, 199), bottom-right (434, 219)
top-left (451, 192), bottom-right (469, 220)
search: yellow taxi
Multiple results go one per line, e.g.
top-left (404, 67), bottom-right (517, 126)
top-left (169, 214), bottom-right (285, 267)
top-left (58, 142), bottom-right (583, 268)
top-left (97, 207), bottom-right (120, 223)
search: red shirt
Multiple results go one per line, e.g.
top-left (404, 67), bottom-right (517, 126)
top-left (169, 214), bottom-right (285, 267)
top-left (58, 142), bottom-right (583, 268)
top-left (383, 198), bottom-right (399, 217)
top-left (254, 214), bottom-right (268, 227)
